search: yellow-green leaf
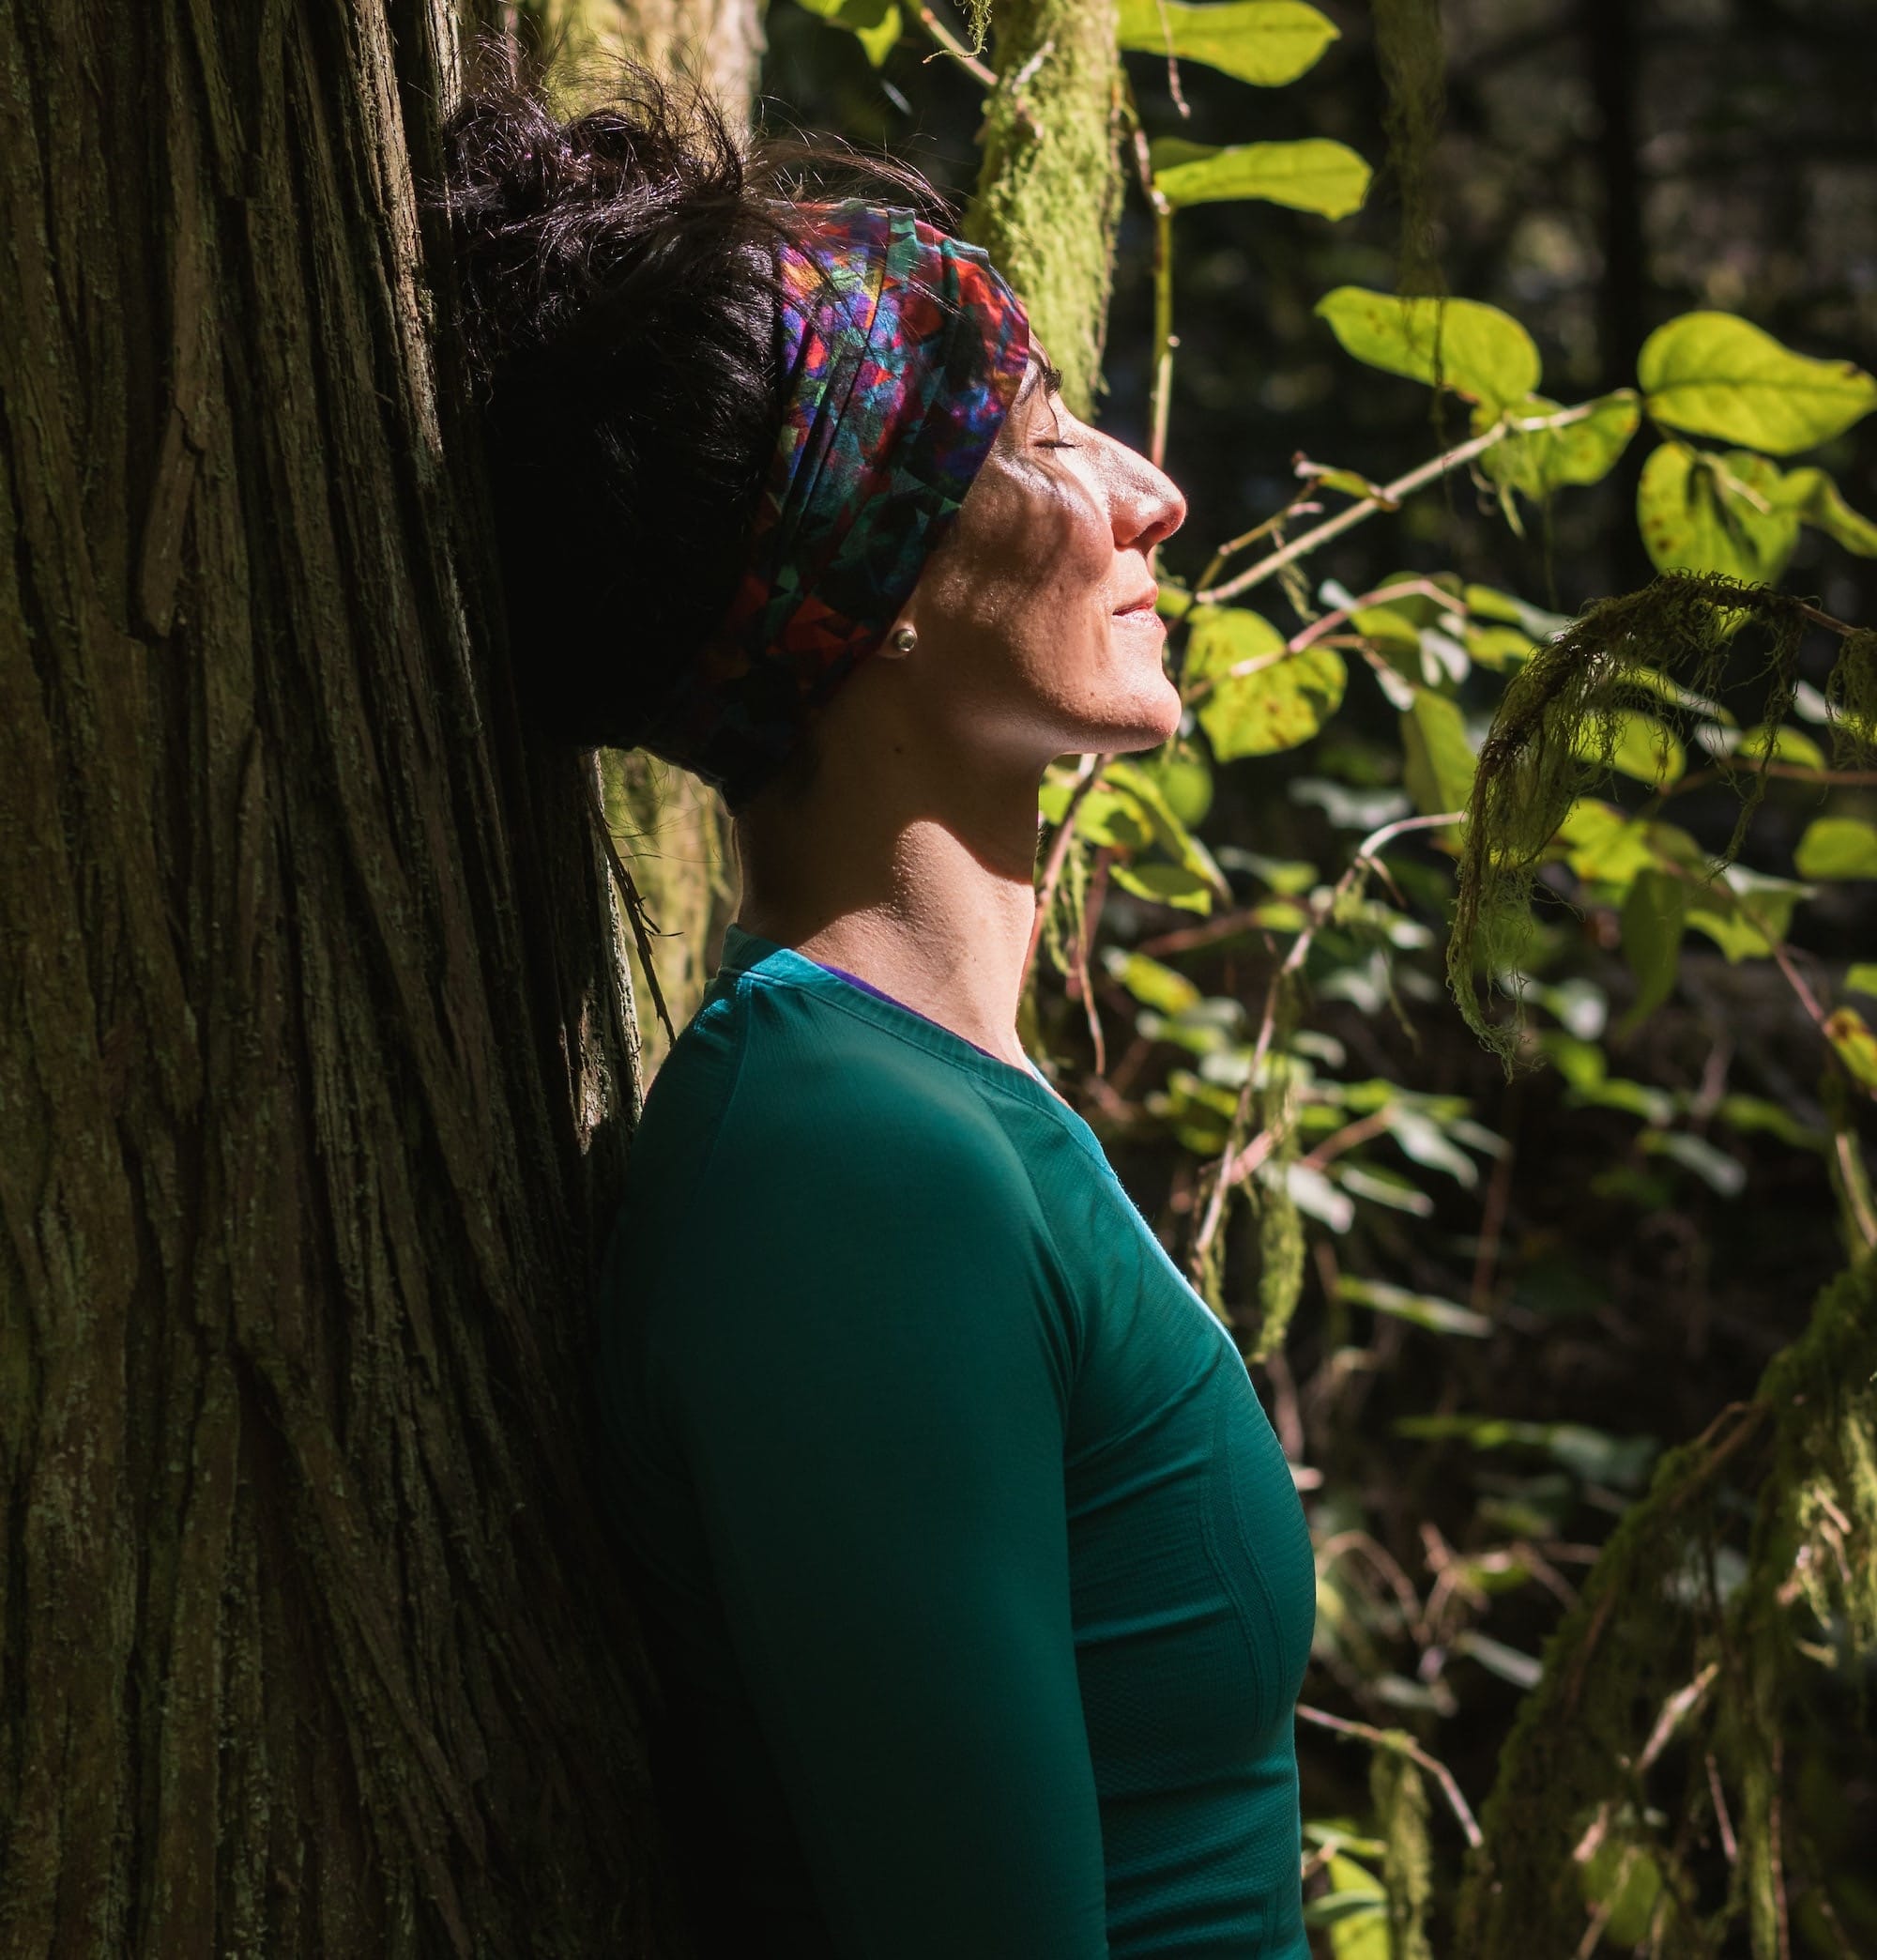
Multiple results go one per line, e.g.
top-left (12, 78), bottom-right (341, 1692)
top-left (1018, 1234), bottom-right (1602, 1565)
top-left (1400, 690), bottom-right (1476, 818)
top-left (1316, 288), bottom-right (1540, 412)
top-left (1794, 815), bottom-right (1877, 879)
top-left (1736, 723), bottom-right (1825, 768)
top-left (1118, 0), bottom-right (1338, 84)
top-left (1464, 624), bottom-right (1537, 671)
top-left (1104, 948), bottom-right (1203, 1015)
top-left (1595, 710), bottom-right (1685, 786)
top-left (1770, 465), bottom-right (1877, 556)
top-left (1619, 868), bottom-right (1688, 1029)
top-left (794, 0), bottom-right (902, 63)
top-left (1106, 861), bottom-right (1215, 914)
top-left (1151, 137), bottom-right (1370, 219)
top-left (1639, 311), bottom-right (1877, 455)
top-left (1847, 964), bottom-right (1877, 1001)
top-left (1825, 1007), bottom-right (1877, 1093)
top-left (1636, 443), bottom-right (1799, 583)
top-left (1478, 390), bottom-right (1640, 499)
top-left (1186, 608), bottom-right (1347, 758)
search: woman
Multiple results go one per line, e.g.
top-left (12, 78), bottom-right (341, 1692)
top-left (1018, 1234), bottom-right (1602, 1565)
top-left (445, 67), bottom-right (1316, 1960)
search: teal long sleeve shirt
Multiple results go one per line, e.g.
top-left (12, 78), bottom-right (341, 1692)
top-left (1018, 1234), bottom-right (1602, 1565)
top-left (597, 924), bottom-right (1317, 1958)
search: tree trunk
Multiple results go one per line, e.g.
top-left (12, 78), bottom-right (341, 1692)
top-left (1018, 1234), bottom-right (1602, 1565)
top-left (965, 0), bottom-right (1125, 416)
top-left (0, 2), bottom-right (693, 1952)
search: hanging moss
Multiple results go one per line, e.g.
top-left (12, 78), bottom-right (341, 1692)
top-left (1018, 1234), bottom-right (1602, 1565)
top-left (1446, 572), bottom-right (1813, 1064)
top-left (1456, 1254), bottom-right (1877, 1959)
top-left (1825, 625), bottom-right (1877, 765)
top-left (1371, 1746), bottom-right (1435, 1960)
top-left (1370, 0), bottom-right (1446, 302)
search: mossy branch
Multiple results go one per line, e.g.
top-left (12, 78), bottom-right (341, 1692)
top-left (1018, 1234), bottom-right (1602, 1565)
top-left (1445, 572), bottom-right (1877, 1066)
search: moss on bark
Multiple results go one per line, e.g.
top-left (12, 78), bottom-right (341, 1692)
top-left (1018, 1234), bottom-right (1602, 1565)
top-left (965, 0), bottom-right (1125, 416)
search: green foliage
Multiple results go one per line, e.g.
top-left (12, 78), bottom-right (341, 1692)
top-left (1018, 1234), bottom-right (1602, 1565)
top-left (792, 0), bottom-right (902, 65)
top-left (1183, 608), bottom-right (1347, 758)
top-left (1116, 0), bottom-right (1339, 86)
top-left (1455, 1256), bottom-right (1877, 1958)
top-left (1148, 137), bottom-right (1370, 218)
top-left (1638, 310), bottom-right (1877, 455)
top-left (1315, 289), bottom-right (1539, 411)
top-left (1476, 390), bottom-right (1640, 500)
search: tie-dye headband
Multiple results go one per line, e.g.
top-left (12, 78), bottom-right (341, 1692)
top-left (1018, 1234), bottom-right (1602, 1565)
top-left (633, 201), bottom-right (1030, 807)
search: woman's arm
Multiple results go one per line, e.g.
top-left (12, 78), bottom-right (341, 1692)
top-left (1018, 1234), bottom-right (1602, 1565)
top-left (660, 1101), bottom-right (1108, 1960)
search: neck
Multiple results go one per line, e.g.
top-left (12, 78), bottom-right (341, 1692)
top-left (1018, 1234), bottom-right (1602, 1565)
top-left (729, 729), bottom-right (1047, 1073)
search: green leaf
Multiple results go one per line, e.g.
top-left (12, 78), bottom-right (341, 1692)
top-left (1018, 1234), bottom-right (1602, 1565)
top-left (793, 0), bottom-right (902, 63)
top-left (1636, 443), bottom-right (1799, 583)
top-left (1151, 137), bottom-right (1370, 219)
top-left (1453, 1629), bottom-right (1543, 1690)
top-left (1463, 583), bottom-right (1570, 639)
top-left (1399, 689), bottom-right (1476, 819)
top-left (1641, 1128), bottom-right (1747, 1197)
top-left (1736, 722), bottom-right (1825, 768)
top-left (1684, 865), bottom-right (1812, 961)
top-left (1118, 0), bottom-right (1339, 85)
top-left (1132, 738), bottom-right (1215, 827)
top-left (1619, 868), bottom-right (1688, 1030)
top-left (1579, 1837), bottom-right (1667, 1947)
top-left (1638, 311), bottom-right (1877, 456)
top-left (1716, 1094), bottom-right (1824, 1151)
top-left (1794, 815), bottom-right (1877, 879)
top-left (1316, 288), bottom-right (1541, 412)
top-left (1073, 784), bottom-right (1156, 851)
top-left (1103, 948), bottom-right (1203, 1016)
top-left (1315, 1855), bottom-right (1389, 1959)
top-left (1394, 1415), bottom-right (1659, 1490)
top-left (1464, 624), bottom-right (1538, 672)
top-left (1103, 756), bottom-right (1228, 892)
top-left (1825, 1007), bottom-right (1877, 1093)
top-left (1770, 465), bottom-right (1877, 555)
top-left (1186, 608), bottom-right (1347, 759)
top-left (1846, 964), bottom-right (1877, 1001)
top-left (1478, 390), bottom-right (1640, 499)
top-left (1107, 861), bottom-right (1216, 913)
top-left (1596, 710), bottom-right (1686, 786)
top-left (1339, 1275), bottom-right (1492, 1337)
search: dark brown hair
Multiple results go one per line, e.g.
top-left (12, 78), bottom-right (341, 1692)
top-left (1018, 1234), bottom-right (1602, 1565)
top-left (437, 55), bottom-right (935, 807)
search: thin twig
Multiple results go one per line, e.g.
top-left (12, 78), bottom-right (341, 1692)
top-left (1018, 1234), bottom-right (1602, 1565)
top-left (1185, 810), bottom-right (1465, 1280)
top-left (911, 3), bottom-right (997, 85)
top-left (1294, 1704), bottom-right (1483, 1848)
top-left (1196, 402), bottom-right (1603, 606)
top-left (1025, 753), bottom-right (1106, 994)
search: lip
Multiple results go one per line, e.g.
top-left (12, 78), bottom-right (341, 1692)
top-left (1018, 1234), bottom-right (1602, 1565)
top-left (1113, 587), bottom-right (1159, 616)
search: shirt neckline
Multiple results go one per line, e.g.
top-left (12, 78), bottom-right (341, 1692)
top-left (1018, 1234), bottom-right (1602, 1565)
top-left (715, 921), bottom-right (1068, 1108)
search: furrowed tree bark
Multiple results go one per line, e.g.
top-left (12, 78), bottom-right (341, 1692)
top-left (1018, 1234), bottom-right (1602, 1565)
top-left (0, 2), bottom-right (691, 1952)
top-left (965, 0), bottom-right (1125, 415)
top-left (509, 0), bottom-right (763, 1082)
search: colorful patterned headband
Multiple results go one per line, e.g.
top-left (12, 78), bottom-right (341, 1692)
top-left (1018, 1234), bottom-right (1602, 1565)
top-left (633, 201), bottom-right (1030, 808)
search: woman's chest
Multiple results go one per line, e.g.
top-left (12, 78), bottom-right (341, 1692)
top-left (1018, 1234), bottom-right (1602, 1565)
top-left (1059, 1172), bottom-right (1318, 1772)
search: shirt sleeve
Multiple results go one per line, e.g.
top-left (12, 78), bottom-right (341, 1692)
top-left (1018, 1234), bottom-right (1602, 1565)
top-left (657, 1078), bottom-right (1109, 1960)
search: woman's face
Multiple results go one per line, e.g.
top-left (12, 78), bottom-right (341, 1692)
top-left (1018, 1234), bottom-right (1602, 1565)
top-left (896, 351), bottom-right (1188, 772)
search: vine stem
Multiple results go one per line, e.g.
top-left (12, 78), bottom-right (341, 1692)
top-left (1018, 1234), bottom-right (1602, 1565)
top-left (1024, 752), bottom-right (1106, 996)
top-left (1194, 400), bottom-right (1605, 607)
top-left (1294, 1704), bottom-right (1482, 1848)
top-left (1185, 809), bottom-right (1466, 1281)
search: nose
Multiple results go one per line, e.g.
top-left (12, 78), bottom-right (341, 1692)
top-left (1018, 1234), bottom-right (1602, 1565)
top-left (1105, 432), bottom-right (1186, 556)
